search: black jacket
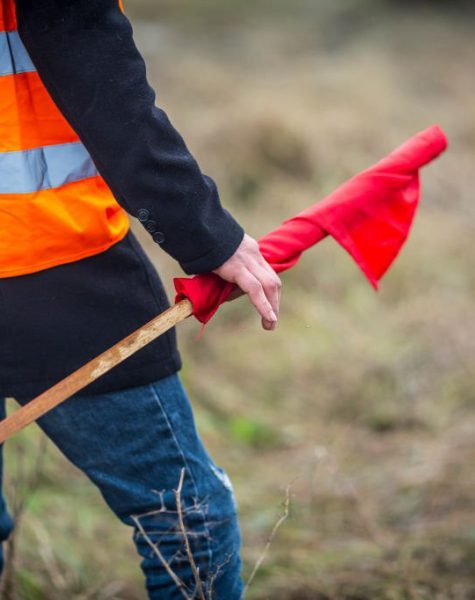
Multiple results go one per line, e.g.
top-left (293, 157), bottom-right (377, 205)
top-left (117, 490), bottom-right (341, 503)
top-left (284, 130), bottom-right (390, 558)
top-left (0, 0), bottom-right (243, 400)
top-left (15, 0), bottom-right (244, 273)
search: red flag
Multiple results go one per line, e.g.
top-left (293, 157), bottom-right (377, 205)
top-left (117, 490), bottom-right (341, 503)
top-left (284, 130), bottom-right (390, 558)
top-left (174, 125), bottom-right (447, 324)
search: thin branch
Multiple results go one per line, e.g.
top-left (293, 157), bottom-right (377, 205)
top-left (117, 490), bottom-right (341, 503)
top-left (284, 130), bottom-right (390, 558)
top-left (208, 552), bottom-right (233, 600)
top-left (174, 467), bottom-right (207, 600)
top-left (244, 484), bottom-right (291, 595)
top-left (131, 515), bottom-right (192, 600)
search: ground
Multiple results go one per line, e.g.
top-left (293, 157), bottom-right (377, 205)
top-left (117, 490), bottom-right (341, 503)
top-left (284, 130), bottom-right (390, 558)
top-left (3, 2), bottom-right (475, 598)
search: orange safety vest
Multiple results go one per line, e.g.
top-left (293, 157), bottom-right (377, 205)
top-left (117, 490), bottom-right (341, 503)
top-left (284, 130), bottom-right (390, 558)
top-left (0, 0), bottom-right (129, 278)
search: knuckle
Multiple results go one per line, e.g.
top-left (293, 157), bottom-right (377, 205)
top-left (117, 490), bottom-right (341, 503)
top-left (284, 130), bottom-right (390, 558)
top-left (234, 267), bottom-right (249, 284)
top-left (249, 242), bottom-right (261, 256)
top-left (250, 281), bottom-right (262, 295)
top-left (266, 278), bottom-right (281, 294)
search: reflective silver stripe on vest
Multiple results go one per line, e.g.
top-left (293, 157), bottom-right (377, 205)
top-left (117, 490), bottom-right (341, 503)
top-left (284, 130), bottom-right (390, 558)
top-left (0, 142), bottom-right (99, 194)
top-left (0, 30), bottom-right (36, 77)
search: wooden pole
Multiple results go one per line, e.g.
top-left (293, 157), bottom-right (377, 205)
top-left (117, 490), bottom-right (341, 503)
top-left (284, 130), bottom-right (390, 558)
top-left (0, 298), bottom-right (194, 444)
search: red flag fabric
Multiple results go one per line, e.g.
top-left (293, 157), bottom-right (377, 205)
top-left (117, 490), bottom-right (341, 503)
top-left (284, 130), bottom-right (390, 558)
top-left (174, 125), bottom-right (447, 324)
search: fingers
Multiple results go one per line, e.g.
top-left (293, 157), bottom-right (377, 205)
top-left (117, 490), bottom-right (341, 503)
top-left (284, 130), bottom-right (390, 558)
top-left (212, 233), bottom-right (282, 330)
top-left (246, 261), bottom-right (282, 330)
top-left (233, 268), bottom-right (277, 330)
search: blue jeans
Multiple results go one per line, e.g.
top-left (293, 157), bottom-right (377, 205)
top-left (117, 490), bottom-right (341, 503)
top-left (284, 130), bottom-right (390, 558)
top-left (0, 374), bottom-right (243, 599)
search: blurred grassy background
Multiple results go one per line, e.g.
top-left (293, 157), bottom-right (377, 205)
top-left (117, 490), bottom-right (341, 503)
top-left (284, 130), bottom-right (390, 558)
top-left (3, 1), bottom-right (475, 598)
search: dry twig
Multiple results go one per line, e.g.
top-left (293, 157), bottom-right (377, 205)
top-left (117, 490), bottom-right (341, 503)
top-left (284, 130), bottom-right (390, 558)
top-left (243, 484), bottom-right (291, 595)
top-left (131, 514), bottom-right (192, 600)
top-left (174, 468), bottom-right (207, 600)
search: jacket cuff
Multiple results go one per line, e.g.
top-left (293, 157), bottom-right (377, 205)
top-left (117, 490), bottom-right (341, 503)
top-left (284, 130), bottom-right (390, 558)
top-left (178, 211), bottom-right (245, 275)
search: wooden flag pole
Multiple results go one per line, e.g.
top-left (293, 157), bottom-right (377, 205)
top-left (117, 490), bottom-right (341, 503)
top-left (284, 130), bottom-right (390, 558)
top-left (0, 298), bottom-right (194, 444)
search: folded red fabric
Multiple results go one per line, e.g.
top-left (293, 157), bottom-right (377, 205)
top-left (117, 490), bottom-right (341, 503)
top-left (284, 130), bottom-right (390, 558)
top-left (174, 125), bottom-right (448, 323)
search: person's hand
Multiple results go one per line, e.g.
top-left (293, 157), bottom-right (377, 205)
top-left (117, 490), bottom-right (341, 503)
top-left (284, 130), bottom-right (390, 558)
top-left (212, 234), bottom-right (282, 330)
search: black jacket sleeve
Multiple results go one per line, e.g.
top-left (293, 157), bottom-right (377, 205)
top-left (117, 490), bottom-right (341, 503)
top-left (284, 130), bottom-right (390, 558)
top-left (15, 0), bottom-right (244, 275)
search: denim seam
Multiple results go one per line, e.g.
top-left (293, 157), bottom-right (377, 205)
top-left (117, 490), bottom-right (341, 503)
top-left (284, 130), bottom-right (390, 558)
top-left (148, 380), bottom-right (214, 589)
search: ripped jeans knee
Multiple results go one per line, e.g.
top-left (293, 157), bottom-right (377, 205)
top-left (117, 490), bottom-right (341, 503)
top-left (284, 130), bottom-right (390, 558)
top-left (131, 466), bottom-right (242, 600)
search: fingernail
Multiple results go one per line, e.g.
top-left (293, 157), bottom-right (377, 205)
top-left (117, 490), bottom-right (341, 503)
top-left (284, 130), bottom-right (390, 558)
top-left (270, 310), bottom-right (278, 322)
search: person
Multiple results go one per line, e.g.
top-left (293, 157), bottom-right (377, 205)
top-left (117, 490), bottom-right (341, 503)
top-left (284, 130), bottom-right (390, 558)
top-left (0, 0), bottom-right (282, 597)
